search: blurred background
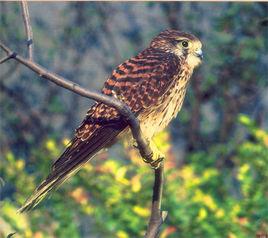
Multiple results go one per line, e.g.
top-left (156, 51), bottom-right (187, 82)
top-left (0, 2), bottom-right (268, 238)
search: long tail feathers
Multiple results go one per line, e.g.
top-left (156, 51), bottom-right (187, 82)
top-left (18, 126), bottom-right (124, 213)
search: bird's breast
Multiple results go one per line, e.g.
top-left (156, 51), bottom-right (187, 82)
top-left (140, 69), bottom-right (192, 139)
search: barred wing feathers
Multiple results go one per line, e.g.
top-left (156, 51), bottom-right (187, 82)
top-left (19, 48), bottom-right (180, 212)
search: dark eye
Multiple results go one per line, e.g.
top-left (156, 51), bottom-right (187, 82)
top-left (182, 41), bottom-right (189, 48)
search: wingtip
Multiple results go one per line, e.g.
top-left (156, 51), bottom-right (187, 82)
top-left (17, 207), bottom-right (25, 213)
top-left (17, 202), bottom-right (34, 213)
top-left (18, 192), bottom-right (45, 213)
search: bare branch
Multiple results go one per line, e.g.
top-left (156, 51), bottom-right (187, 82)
top-left (0, 43), bottom-right (17, 63)
top-left (0, 53), bottom-right (15, 64)
top-left (0, 42), bottom-right (10, 54)
top-left (1, 4), bottom-right (167, 236)
top-left (145, 164), bottom-right (167, 238)
top-left (0, 41), bottom-right (156, 166)
top-left (21, 0), bottom-right (34, 60)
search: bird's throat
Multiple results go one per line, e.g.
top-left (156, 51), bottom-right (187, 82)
top-left (186, 54), bottom-right (202, 69)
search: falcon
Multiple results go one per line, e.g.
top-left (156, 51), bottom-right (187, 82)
top-left (19, 29), bottom-right (203, 212)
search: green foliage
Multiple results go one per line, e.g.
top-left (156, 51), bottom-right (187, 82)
top-left (1, 119), bottom-right (268, 237)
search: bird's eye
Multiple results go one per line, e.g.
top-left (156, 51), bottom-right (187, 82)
top-left (181, 41), bottom-right (189, 48)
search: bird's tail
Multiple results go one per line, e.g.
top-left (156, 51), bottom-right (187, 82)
top-left (18, 125), bottom-right (124, 213)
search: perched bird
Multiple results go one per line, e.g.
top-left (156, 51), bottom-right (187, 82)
top-left (19, 29), bottom-right (203, 212)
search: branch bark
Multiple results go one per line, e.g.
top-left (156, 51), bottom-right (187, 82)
top-left (0, 42), bottom-right (156, 165)
top-left (145, 164), bottom-right (167, 238)
top-left (1, 1), bottom-right (167, 237)
top-left (21, 0), bottom-right (33, 60)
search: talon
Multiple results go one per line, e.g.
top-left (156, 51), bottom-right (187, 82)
top-left (132, 140), bottom-right (139, 149)
top-left (142, 153), bottom-right (153, 164)
top-left (150, 157), bottom-right (164, 169)
top-left (133, 143), bottom-right (138, 149)
top-left (147, 141), bottom-right (165, 169)
top-left (136, 140), bottom-right (165, 168)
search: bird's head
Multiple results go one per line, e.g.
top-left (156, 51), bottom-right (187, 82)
top-left (150, 29), bottom-right (203, 68)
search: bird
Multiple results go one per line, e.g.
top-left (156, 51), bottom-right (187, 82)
top-left (19, 29), bottom-right (203, 212)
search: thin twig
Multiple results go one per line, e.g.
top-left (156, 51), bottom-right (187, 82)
top-left (21, 0), bottom-right (33, 60)
top-left (0, 42), bottom-right (9, 54)
top-left (0, 54), bottom-right (15, 64)
top-left (145, 164), bottom-right (167, 238)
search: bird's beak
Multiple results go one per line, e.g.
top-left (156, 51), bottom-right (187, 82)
top-left (194, 49), bottom-right (203, 60)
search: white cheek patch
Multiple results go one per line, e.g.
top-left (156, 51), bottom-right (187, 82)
top-left (186, 54), bottom-right (201, 68)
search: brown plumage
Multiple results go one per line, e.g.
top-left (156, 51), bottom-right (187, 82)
top-left (19, 29), bottom-right (203, 212)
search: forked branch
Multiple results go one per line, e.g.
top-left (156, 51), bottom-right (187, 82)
top-left (0, 1), bottom-right (167, 237)
top-left (0, 42), bottom-right (155, 165)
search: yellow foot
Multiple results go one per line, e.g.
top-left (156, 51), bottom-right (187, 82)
top-left (142, 141), bottom-right (165, 169)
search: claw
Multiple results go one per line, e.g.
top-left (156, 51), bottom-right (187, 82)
top-left (134, 139), bottom-right (165, 169)
top-left (133, 142), bottom-right (138, 149)
top-left (141, 141), bottom-right (165, 169)
top-left (142, 156), bottom-right (152, 165)
top-left (149, 157), bottom-right (164, 169)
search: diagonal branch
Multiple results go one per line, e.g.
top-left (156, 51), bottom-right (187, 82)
top-left (0, 53), bottom-right (16, 64)
top-left (0, 1), bottom-right (167, 237)
top-left (0, 41), bottom-right (156, 166)
top-left (0, 40), bottom-right (166, 237)
top-left (21, 0), bottom-right (33, 60)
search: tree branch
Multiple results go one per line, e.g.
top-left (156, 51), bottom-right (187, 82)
top-left (21, 0), bottom-right (33, 60)
top-left (0, 53), bottom-right (15, 64)
top-left (0, 41), bottom-right (157, 165)
top-left (0, 41), bottom-right (167, 237)
top-left (0, 1), bottom-right (167, 237)
top-left (145, 164), bottom-right (167, 238)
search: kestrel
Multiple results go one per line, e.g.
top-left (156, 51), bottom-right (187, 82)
top-left (19, 29), bottom-right (203, 212)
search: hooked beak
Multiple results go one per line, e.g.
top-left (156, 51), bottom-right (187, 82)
top-left (194, 49), bottom-right (203, 60)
